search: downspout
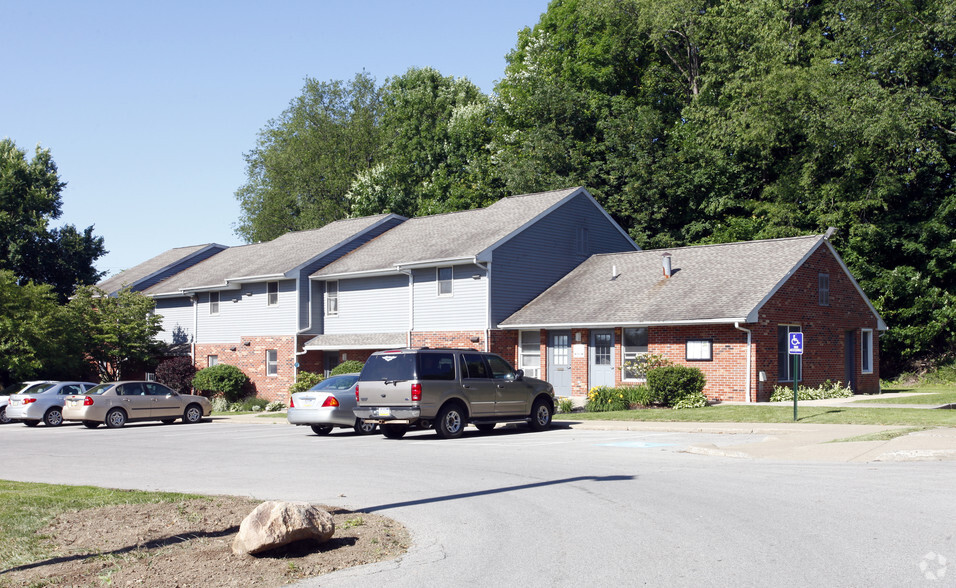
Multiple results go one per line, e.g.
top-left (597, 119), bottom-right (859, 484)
top-left (399, 268), bottom-right (413, 347)
top-left (475, 261), bottom-right (490, 352)
top-left (734, 322), bottom-right (752, 403)
top-left (190, 293), bottom-right (198, 366)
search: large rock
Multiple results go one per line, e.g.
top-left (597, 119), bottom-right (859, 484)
top-left (232, 501), bottom-right (335, 555)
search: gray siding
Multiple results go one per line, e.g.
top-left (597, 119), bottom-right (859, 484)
top-left (490, 192), bottom-right (637, 325)
top-left (413, 264), bottom-right (487, 331)
top-left (195, 279), bottom-right (298, 343)
top-left (155, 297), bottom-right (194, 345)
top-left (323, 275), bottom-right (408, 334)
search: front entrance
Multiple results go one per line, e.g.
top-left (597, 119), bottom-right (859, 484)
top-left (589, 329), bottom-right (615, 389)
top-left (548, 331), bottom-right (572, 397)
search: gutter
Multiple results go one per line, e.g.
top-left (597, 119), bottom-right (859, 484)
top-left (398, 267), bottom-right (413, 348)
top-left (734, 322), bottom-right (753, 403)
top-left (475, 261), bottom-right (490, 352)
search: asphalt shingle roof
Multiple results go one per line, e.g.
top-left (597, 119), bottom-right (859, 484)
top-left (311, 187), bottom-right (583, 277)
top-left (96, 244), bottom-right (224, 295)
top-left (500, 235), bottom-right (827, 327)
top-left (143, 214), bottom-right (397, 295)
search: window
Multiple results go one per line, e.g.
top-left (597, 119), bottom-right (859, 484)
top-left (461, 353), bottom-right (490, 379)
top-left (207, 355), bottom-right (218, 367)
top-left (326, 281), bottom-right (338, 316)
top-left (267, 281), bottom-right (279, 306)
top-left (819, 273), bottom-right (830, 306)
top-left (622, 327), bottom-right (649, 380)
top-left (209, 291), bottom-right (219, 315)
top-left (518, 330), bottom-right (541, 378)
top-left (777, 325), bottom-right (802, 382)
top-left (486, 355), bottom-right (517, 381)
top-left (686, 340), bottom-right (713, 361)
top-left (266, 349), bottom-right (278, 376)
top-left (576, 226), bottom-right (589, 254)
top-left (437, 267), bottom-right (453, 296)
top-left (417, 353), bottom-right (456, 381)
top-left (861, 329), bottom-right (873, 374)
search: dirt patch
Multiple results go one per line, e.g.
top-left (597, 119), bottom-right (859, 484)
top-left (2, 496), bottom-right (409, 587)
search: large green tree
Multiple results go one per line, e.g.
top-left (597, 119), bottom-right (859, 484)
top-left (0, 139), bottom-right (106, 300)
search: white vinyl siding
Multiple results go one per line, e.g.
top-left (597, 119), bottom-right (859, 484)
top-left (324, 275), bottom-right (408, 334)
top-left (413, 265), bottom-right (486, 331)
top-left (195, 280), bottom-right (298, 343)
top-left (154, 297), bottom-right (194, 345)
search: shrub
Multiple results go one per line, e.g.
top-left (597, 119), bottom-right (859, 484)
top-left (237, 397), bottom-right (268, 412)
top-left (621, 353), bottom-right (672, 381)
top-left (210, 395), bottom-right (229, 413)
top-left (154, 356), bottom-right (197, 394)
top-left (672, 391), bottom-right (708, 410)
top-left (192, 364), bottom-right (248, 402)
top-left (290, 371), bottom-right (323, 393)
top-left (647, 366), bottom-right (706, 407)
top-left (770, 380), bottom-right (854, 402)
top-left (331, 360), bottom-right (364, 376)
top-left (585, 386), bottom-right (631, 412)
top-left (558, 397), bottom-right (575, 413)
top-left (266, 400), bottom-right (286, 412)
top-left (619, 384), bottom-right (655, 407)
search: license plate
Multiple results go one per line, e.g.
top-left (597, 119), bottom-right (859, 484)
top-left (376, 407), bottom-right (391, 417)
top-left (67, 399), bottom-right (78, 406)
top-left (10, 399), bottom-right (20, 406)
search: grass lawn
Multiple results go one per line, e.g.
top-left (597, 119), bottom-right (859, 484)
top-left (0, 480), bottom-right (201, 570)
top-left (854, 390), bottom-right (956, 405)
top-left (554, 405), bottom-right (956, 426)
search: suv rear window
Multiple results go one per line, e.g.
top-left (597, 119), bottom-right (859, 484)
top-left (417, 353), bottom-right (456, 381)
top-left (361, 353), bottom-right (416, 381)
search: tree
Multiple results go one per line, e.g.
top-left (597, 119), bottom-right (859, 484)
top-left (0, 139), bottom-right (106, 300)
top-left (68, 286), bottom-right (164, 382)
top-left (192, 364), bottom-right (249, 402)
top-left (155, 356), bottom-right (198, 394)
top-left (235, 72), bottom-right (384, 242)
top-left (0, 270), bottom-right (83, 385)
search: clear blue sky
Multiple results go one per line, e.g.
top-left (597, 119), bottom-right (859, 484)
top-left (2, 1), bottom-right (548, 278)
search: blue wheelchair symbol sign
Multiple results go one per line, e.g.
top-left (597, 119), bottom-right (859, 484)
top-left (788, 332), bottom-right (804, 355)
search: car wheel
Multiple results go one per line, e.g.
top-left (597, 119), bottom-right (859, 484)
top-left (43, 408), bottom-right (64, 427)
top-left (24, 420), bottom-right (40, 427)
top-left (161, 419), bottom-right (176, 424)
top-left (353, 418), bottom-right (377, 435)
top-left (529, 397), bottom-right (553, 431)
top-left (435, 403), bottom-right (466, 439)
top-left (183, 404), bottom-right (203, 424)
top-left (381, 424), bottom-right (408, 439)
top-left (105, 408), bottom-right (127, 429)
top-left (82, 421), bottom-right (100, 429)
top-left (0, 406), bottom-right (9, 424)
top-left (310, 425), bottom-right (333, 435)
top-left (475, 423), bottom-right (496, 433)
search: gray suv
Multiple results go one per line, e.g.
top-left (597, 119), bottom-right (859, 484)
top-left (353, 348), bottom-right (555, 439)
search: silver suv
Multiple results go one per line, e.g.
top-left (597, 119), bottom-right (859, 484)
top-left (353, 348), bottom-right (555, 439)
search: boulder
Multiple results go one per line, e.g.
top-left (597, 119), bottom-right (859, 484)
top-left (232, 501), bottom-right (335, 555)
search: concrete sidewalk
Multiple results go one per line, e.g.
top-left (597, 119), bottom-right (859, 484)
top-left (212, 412), bottom-right (956, 463)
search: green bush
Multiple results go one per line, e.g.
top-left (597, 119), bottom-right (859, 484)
top-left (585, 386), bottom-right (631, 412)
top-left (331, 360), bottom-right (364, 376)
top-left (770, 380), bottom-right (854, 402)
top-left (211, 395), bottom-right (229, 413)
top-left (266, 400), bottom-right (286, 412)
top-left (192, 364), bottom-right (248, 402)
top-left (236, 397), bottom-right (268, 412)
top-left (620, 384), bottom-right (656, 407)
top-left (290, 371), bottom-right (323, 393)
top-left (558, 397), bottom-right (575, 413)
top-left (672, 391), bottom-right (708, 410)
top-left (646, 366), bottom-right (706, 407)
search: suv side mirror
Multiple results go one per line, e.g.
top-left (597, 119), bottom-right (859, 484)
top-left (515, 369), bottom-right (524, 381)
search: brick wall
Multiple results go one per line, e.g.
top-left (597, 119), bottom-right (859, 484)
top-left (194, 335), bottom-right (296, 402)
top-left (648, 325), bottom-right (750, 401)
top-left (411, 331), bottom-right (485, 351)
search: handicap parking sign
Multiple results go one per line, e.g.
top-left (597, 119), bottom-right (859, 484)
top-left (788, 332), bottom-right (804, 355)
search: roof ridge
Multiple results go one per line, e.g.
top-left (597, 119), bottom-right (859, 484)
top-left (587, 234), bottom-right (823, 259)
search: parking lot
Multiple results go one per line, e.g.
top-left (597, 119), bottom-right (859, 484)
top-left (4, 419), bottom-right (956, 586)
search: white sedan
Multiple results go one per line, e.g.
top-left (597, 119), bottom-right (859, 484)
top-left (287, 374), bottom-right (376, 435)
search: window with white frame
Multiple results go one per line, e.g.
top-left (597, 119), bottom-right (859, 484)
top-left (209, 291), bottom-right (220, 315)
top-left (326, 281), bottom-right (338, 316)
top-left (861, 329), bottom-right (873, 374)
top-left (267, 281), bottom-right (279, 306)
top-left (207, 355), bottom-right (218, 367)
top-left (622, 327), bottom-right (649, 380)
top-left (777, 325), bottom-right (802, 382)
top-left (576, 227), bottom-right (590, 255)
top-left (266, 349), bottom-right (278, 376)
top-left (518, 330), bottom-right (541, 378)
top-left (686, 340), bottom-right (713, 361)
top-left (819, 273), bottom-right (830, 306)
top-left (437, 267), bottom-right (453, 296)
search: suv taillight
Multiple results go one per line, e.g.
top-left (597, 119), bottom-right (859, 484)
top-left (411, 383), bottom-right (422, 402)
top-left (83, 396), bottom-right (94, 406)
top-left (355, 384), bottom-right (360, 402)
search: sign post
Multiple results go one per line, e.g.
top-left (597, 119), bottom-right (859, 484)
top-left (788, 332), bottom-right (804, 421)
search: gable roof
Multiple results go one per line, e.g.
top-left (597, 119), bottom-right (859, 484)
top-left (500, 235), bottom-right (887, 329)
top-left (96, 243), bottom-right (227, 295)
top-left (142, 214), bottom-right (402, 296)
top-left (311, 187), bottom-right (632, 278)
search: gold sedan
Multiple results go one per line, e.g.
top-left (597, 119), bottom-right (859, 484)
top-left (63, 381), bottom-right (212, 429)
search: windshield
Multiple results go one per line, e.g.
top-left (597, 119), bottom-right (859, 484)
top-left (310, 375), bottom-right (359, 391)
top-left (85, 383), bottom-right (114, 396)
top-left (22, 383), bottom-right (57, 395)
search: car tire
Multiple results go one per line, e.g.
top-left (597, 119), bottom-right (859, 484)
top-left (43, 408), bottom-right (64, 427)
top-left (82, 421), bottom-right (99, 429)
top-left (183, 404), bottom-right (203, 424)
top-left (381, 424), bottom-right (408, 439)
top-left (0, 406), bottom-right (9, 424)
top-left (475, 423), bottom-right (496, 433)
top-left (24, 420), bottom-right (40, 427)
top-left (435, 403), bottom-right (466, 439)
top-left (105, 408), bottom-right (127, 429)
top-left (161, 419), bottom-right (176, 424)
top-left (353, 419), bottom-right (377, 435)
top-left (310, 425), bottom-right (333, 435)
top-left (529, 397), bottom-right (553, 431)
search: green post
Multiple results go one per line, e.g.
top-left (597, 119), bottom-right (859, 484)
top-left (792, 354), bottom-right (798, 421)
